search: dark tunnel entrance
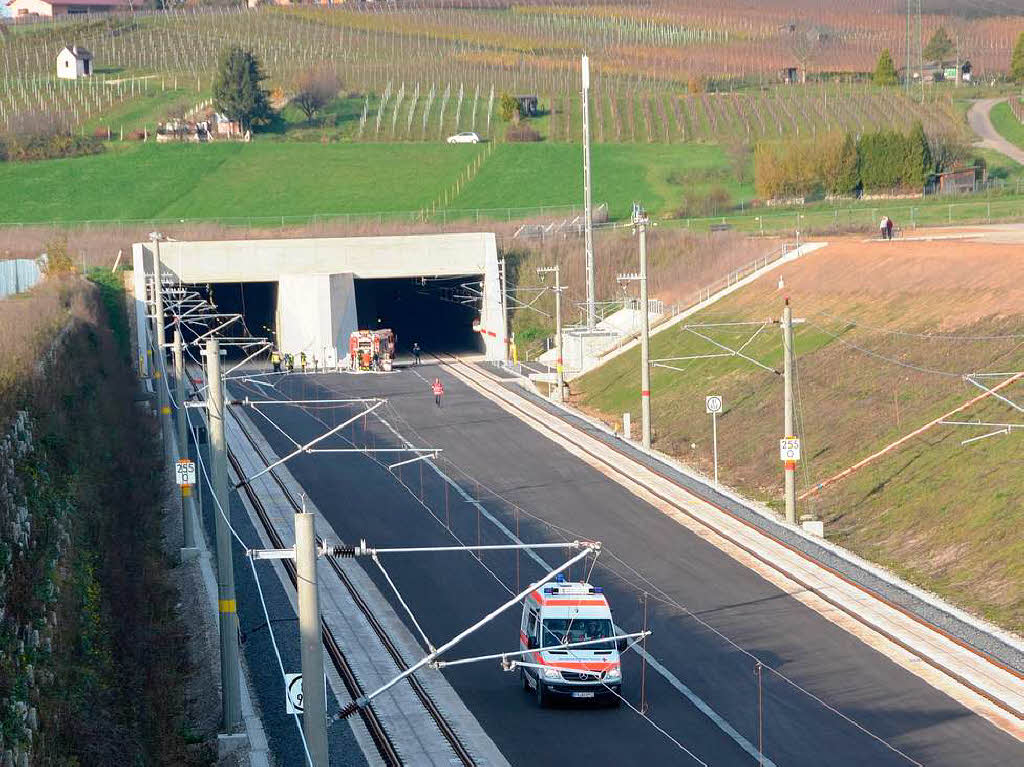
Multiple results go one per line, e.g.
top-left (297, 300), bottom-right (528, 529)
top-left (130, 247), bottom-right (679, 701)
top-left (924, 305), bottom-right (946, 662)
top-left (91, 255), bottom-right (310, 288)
top-left (204, 282), bottom-right (278, 356)
top-left (354, 277), bottom-right (482, 357)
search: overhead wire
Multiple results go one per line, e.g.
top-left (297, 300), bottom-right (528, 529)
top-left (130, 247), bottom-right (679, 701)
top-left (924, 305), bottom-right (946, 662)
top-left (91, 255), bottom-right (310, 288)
top-left (811, 310), bottom-right (1024, 341)
top-left (360, 376), bottom-right (924, 765)
top-left (237, 374), bottom-right (713, 763)
top-left (156, 302), bottom-right (313, 762)
top-left (804, 319), bottom-right (975, 378)
top-left (249, 554), bottom-right (315, 767)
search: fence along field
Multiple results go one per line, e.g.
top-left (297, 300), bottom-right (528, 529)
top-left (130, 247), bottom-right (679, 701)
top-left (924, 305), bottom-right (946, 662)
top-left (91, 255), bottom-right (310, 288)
top-left (1, 2), bottom-right (1009, 141)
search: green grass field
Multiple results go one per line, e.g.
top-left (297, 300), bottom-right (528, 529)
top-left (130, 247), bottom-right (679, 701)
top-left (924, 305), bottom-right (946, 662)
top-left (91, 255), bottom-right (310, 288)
top-left (989, 100), bottom-right (1024, 152)
top-left (455, 143), bottom-right (751, 219)
top-left (0, 140), bottom-right (750, 223)
top-left (1, 130), bottom-right (1021, 229)
top-left (0, 142), bottom-right (484, 223)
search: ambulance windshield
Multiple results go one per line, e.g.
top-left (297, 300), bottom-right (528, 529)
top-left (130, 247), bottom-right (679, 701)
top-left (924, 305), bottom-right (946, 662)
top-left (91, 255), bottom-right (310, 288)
top-left (541, 618), bottom-right (614, 650)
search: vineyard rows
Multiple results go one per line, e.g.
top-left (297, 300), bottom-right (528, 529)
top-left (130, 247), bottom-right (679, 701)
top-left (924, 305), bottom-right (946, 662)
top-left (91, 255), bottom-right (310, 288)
top-left (0, 3), bottom-right (998, 140)
top-left (3, 3), bottom-right (1020, 95)
top-left (0, 74), bottom-right (145, 132)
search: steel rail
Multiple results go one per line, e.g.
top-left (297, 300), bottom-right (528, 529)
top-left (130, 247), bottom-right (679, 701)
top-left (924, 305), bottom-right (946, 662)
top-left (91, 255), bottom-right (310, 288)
top-left (183, 363), bottom-right (404, 766)
top-left (223, 391), bottom-right (479, 767)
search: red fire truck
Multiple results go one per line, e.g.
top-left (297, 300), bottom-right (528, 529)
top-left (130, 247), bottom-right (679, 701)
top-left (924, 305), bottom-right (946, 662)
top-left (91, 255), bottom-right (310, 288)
top-left (348, 329), bottom-right (396, 371)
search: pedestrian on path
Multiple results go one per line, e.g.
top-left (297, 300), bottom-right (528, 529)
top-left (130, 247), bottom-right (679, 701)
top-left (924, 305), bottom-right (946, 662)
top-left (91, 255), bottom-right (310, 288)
top-left (886, 217), bottom-right (894, 240)
top-left (879, 216), bottom-right (890, 240)
top-left (413, 342), bottom-right (422, 366)
top-left (432, 377), bottom-right (444, 408)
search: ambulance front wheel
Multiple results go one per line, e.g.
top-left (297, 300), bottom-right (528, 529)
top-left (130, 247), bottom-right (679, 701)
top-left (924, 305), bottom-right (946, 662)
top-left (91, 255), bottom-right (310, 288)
top-left (535, 679), bottom-right (548, 707)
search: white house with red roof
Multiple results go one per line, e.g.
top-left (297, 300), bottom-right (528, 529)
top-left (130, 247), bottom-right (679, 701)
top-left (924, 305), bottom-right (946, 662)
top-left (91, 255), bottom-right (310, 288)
top-left (6, 0), bottom-right (130, 17)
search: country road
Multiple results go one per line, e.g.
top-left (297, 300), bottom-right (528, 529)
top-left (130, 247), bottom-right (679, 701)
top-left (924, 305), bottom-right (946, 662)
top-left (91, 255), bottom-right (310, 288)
top-left (967, 98), bottom-right (1024, 166)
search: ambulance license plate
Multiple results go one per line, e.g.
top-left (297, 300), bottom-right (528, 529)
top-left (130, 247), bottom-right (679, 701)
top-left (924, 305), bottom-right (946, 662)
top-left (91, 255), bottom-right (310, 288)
top-left (572, 691), bottom-right (595, 699)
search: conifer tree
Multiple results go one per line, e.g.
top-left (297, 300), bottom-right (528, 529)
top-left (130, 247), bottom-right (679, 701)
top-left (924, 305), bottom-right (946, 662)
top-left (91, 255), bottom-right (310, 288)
top-left (924, 27), bottom-right (954, 63)
top-left (213, 46), bottom-right (272, 131)
top-left (873, 49), bottom-right (899, 87)
top-left (1011, 32), bottom-right (1024, 84)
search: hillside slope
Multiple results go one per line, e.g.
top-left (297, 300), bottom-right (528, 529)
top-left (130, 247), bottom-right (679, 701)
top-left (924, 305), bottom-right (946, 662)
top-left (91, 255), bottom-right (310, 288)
top-left (574, 237), bottom-right (1024, 630)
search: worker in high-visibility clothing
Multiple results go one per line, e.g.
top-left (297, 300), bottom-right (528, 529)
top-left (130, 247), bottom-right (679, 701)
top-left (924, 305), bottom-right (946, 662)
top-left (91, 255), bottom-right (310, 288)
top-left (300, 352), bottom-right (307, 373)
top-left (431, 377), bottom-right (444, 408)
top-left (271, 350), bottom-right (282, 373)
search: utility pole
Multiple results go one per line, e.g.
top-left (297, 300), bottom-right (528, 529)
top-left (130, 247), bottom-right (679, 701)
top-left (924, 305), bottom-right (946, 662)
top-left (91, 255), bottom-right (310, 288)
top-left (618, 202), bottom-right (652, 450)
top-left (173, 327), bottom-right (187, 454)
top-left (782, 301), bottom-right (797, 524)
top-left (174, 328), bottom-right (196, 551)
top-left (537, 265), bottom-right (564, 402)
top-left (638, 209), bottom-right (651, 450)
top-left (295, 510), bottom-right (329, 766)
top-left (916, 0), bottom-right (924, 104)
top-left (905, 0), bottom-right (912, 95)
top-left (499, 256), bottom-right (509, 362)
top-left (206, 338), bottom-right (242, 731)
top-left (955, 33), bottom-right (960, 89)
top-left (151, 233), bottom-right (170, 427)
top-left (581, 54), bottom-right (596, 330)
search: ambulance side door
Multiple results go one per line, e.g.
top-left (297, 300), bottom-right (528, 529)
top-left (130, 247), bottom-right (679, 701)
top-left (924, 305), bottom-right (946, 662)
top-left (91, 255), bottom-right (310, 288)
top-left (521, 606), bottom-right (540, 676)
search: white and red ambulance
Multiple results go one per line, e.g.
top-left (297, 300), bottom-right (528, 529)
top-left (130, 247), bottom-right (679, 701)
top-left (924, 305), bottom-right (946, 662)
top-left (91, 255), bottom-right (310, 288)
top-left (519, 575), bottom-right (624, 706)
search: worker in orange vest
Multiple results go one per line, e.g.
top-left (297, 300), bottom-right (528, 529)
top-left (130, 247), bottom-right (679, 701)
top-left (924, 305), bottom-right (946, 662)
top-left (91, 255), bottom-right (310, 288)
top-left (432, 377), bottom-right (444, 408)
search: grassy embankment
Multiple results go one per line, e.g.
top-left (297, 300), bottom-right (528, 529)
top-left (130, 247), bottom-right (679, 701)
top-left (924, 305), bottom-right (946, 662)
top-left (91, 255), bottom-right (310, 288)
top-left (0, 272), bottom-right (202, 763)
top-left (989, 100), bottom-right (1024, 152)
top-left (573, 240), bottom-right (1024, 631)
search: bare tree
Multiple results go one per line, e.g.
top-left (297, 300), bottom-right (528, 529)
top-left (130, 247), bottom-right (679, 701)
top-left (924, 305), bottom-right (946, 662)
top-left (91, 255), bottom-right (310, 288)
top-left (292, 67), bottom-right (342, 124)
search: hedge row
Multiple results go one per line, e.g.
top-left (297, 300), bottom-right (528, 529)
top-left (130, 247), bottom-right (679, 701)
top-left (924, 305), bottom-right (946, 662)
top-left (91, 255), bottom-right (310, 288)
top-left (755, 122), bottom-right (934, 199)
top-left (0, 132), bottom-right (105, 163)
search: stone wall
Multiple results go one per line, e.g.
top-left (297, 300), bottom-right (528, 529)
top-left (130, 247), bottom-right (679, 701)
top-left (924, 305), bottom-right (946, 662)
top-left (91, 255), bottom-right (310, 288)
top-left (0, 411), bottom-right (70, 767)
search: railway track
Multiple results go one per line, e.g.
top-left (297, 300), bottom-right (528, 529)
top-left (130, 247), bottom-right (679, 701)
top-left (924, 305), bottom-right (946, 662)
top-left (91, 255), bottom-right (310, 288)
top-left (186, 365), bottom-right (478, 767)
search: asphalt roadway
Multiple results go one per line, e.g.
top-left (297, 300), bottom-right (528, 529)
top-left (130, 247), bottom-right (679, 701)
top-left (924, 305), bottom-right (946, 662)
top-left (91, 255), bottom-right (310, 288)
top-left (231, 365), bottom-right (1024, 767)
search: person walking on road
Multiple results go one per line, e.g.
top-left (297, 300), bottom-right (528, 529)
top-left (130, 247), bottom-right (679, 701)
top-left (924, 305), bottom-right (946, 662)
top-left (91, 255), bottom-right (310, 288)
top-left (879, 216), bottom-right (890, 240)
top-left (412, 342), bottom-right (422, 366)
top-left (886, 217), bottom-right (894, 241)
top-left (300, 351), bottom-right (307, 373)
top-left (432, 377), bottom-right (444, 408)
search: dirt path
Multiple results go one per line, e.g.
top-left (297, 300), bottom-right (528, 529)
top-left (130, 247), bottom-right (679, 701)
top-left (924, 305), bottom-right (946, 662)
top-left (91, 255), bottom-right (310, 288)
top-left (967, 98), bottom-right (1024, 166)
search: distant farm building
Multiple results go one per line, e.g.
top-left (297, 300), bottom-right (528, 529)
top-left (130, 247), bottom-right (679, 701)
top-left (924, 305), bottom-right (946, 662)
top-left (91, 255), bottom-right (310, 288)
top-left (937, 167), bottom-right (980, 195)
top-left (515, 95), bottom-right (539, 117)
top-left (6, 0), bottom-right (130, 16)
top-left (56, 45), bottom-right (92, 79)
top-left (214, 112), bottom-right (242, 136)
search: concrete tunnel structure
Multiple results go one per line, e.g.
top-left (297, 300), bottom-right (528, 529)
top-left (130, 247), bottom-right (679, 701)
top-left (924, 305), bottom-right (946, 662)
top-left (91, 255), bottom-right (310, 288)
top-left (132, 232), bottom-right (506, 373)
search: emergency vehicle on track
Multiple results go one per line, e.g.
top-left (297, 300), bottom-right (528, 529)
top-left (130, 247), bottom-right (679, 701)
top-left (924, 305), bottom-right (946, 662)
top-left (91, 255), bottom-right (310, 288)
top-left (348, 329), bottom-right (396, 371)
top-left (519, 576), bottom-right (624, 706)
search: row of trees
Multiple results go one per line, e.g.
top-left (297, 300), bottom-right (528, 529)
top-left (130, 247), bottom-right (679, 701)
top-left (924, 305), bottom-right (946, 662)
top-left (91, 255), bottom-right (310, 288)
top-left (754, 122), bottom-right (942, 199)
top-left (874, 29), bottom-right (1024, 87)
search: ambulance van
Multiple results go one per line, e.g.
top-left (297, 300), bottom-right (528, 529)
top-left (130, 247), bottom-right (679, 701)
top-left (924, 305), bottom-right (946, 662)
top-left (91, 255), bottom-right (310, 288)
top-left (519, 575), bottom-right (624, 706)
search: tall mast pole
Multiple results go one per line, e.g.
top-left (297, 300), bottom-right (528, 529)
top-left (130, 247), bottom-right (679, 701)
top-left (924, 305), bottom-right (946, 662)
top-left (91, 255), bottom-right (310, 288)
top-left (582, 54), bottom-right (596, 331)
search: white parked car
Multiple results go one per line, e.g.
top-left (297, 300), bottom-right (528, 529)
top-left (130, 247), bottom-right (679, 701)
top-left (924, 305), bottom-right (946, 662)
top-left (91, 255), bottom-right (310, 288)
top-left (447, 132), bottom-right (481, 144)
